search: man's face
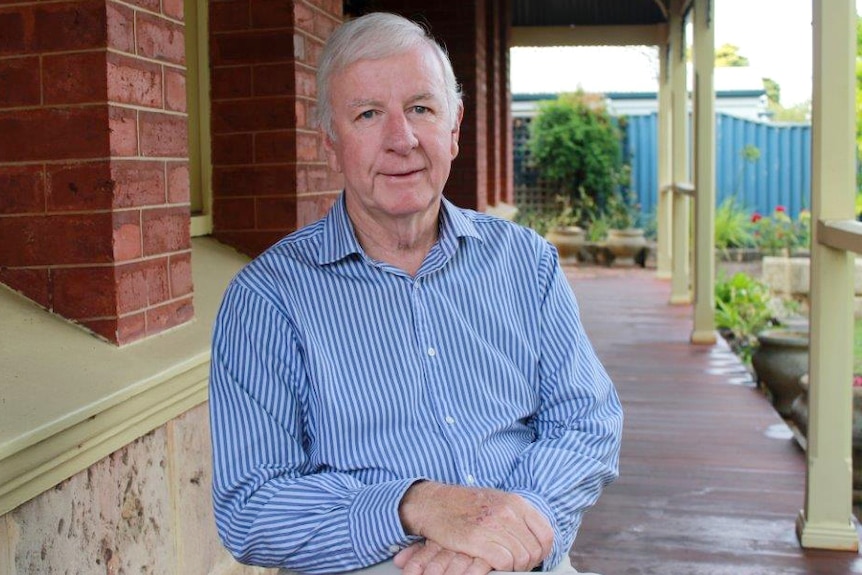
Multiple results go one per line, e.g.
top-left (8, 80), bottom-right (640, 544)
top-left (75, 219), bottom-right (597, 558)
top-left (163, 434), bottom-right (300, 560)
top-left (324, 44), bottom-right (462, 224)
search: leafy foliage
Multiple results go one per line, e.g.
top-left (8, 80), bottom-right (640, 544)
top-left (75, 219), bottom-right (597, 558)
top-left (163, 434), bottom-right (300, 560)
top-left (714, 196), bottom-right (755, 251)
top-left (527, 91), bottom-right (626, 216)
top-left (715, 273), bottom-right (775, 363)
top-left (603, 190), bottom-right (642, 230)
top-left (750, 206), bottom-right (811, 255)
top-left (515, 192), bottom-right (595, 237)
top-left (715, 43), bottom-right (750, 67)
top-left (763, 77), bottom-right (780, 105)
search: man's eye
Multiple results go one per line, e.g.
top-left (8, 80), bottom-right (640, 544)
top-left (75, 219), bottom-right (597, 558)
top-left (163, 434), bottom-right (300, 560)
top-left (412, 105), bottom-right (429, 114)
top-left (358, 110), bottom-right (377, 120)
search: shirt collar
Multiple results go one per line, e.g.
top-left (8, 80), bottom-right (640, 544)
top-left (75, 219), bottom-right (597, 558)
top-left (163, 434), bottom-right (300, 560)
top-left (317, 193), bottom-right (483, 266)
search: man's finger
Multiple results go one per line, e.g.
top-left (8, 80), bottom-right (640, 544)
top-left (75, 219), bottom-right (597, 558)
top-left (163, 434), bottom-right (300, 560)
top-left (394, 544), bottom-right (421, 568)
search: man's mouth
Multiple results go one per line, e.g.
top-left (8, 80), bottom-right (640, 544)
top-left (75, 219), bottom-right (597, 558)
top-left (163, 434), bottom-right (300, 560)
top-left (382, 169), bottom-right (423, 178)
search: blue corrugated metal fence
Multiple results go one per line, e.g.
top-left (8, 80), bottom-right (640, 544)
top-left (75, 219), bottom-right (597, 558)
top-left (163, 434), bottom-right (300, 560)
top-left (621, 113), bottom-right (811, 219)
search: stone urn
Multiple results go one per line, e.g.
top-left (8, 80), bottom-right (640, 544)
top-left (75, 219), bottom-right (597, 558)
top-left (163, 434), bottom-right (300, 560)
top-left (545, 226), bottom-right (586, 263)
top-left (605, 228), bottom-right (647, 262)
top-left (751, 328), bottom-right (809, 417)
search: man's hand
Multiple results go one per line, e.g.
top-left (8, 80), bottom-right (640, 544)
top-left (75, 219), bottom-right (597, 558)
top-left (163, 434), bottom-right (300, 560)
top-left (395, 540), bottom-right (492, 575)
top-left (398, 482), bottom-right (554, 572)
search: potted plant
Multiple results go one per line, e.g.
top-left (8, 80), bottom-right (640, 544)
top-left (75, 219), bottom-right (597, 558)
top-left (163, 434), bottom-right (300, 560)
top-left (603, 190), bottom-right (647, 263)
top-left (543, 193), bottom-right (590, 262)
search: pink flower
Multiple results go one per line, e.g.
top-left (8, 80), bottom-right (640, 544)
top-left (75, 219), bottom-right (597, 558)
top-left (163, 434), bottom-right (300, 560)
top-left (855, 374), bottom-right (862, 387)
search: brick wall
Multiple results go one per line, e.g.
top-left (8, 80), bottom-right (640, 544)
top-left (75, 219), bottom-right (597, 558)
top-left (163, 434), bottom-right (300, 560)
top-left (0, 0), bottom-right (193, 345)
top-left (209, 0), bottom-right (343, 258)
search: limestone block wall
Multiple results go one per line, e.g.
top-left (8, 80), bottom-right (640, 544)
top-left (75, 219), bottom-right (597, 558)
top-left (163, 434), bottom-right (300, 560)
top-left (0, 404), bottom-right (275, 575)
top-left (761, 255), bottom-right (862, 316)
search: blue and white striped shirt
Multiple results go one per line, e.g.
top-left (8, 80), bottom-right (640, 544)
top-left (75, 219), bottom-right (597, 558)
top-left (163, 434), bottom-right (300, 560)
top-left (209, 196), bottom-right (622, 573)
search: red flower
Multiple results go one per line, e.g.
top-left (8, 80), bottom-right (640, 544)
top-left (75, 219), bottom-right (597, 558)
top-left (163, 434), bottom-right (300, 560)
top-left (751, 213), bottom-right (763, 223)
top-left (775, 205), bottom-right (786, 213)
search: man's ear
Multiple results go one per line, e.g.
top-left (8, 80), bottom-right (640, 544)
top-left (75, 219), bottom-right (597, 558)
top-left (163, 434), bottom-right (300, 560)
top-left (450, 103), bottom-right (464, 159)
top-left (323, 132), bottom-right (342, 173)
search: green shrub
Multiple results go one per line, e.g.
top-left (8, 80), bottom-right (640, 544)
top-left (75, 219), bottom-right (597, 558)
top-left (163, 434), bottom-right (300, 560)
top-left (527, 91), bottom-right (626, 219)
top-left (715, 272), bottom-right (775, 364)
top-left (751, 206), bottom-right (811, 255)
top-left (715, 196), bottom-right (754, 251)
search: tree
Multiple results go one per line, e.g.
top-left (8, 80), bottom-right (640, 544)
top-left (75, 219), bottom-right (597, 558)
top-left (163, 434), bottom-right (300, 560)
top-left (527, 91), bottom-right (625, 221)
top-left (715, 43), bottom-right (750, 67)
top-left (763, 77), bottom-right (780, 106)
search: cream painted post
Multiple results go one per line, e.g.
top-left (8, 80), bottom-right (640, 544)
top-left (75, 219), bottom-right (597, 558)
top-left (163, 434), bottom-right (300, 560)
top-left (796, 0), bottom-right (859, 551)
top-left (656, 43), bottom-right (673, 280)
top-left (186, 0), bottom-right (213, 237)
top-left (689, 0), bottom-right (716, 344)
top-left (669, 0), bottom-right (691, 305)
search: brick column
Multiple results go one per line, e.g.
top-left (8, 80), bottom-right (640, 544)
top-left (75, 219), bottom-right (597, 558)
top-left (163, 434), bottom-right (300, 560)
top-left (209, 0), bottom-right (343, 258)
top-left (0, 0), bottom-right (193, 345)
top-left (484, 0), bottom-right (502, 208)
top-left (498, 0), bottom-right (514, 205)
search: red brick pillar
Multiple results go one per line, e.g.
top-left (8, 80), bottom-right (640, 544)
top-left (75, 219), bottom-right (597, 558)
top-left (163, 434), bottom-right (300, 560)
top-left (498, 0), bottom-right (514, 205)
top-left (0, 0), bottom-right (193, 345)
top-left (484, 1), bottom-right (502, 208)
top-left (209, 0), bottom-right (343, 258)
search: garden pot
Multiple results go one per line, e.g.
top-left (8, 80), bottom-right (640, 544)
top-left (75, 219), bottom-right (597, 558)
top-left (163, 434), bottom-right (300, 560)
top-left (751, 328), bottom-right (809, 417)
top-left (605, 228), bottom-right (647, 262)
top-left (545, 226), bottom-right (586, 262)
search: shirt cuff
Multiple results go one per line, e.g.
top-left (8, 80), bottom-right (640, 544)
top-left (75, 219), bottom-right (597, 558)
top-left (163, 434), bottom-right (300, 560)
top-left (348, 478), bottom-right (424, 565)
top-left (509, 488), bottom-right (565, 571)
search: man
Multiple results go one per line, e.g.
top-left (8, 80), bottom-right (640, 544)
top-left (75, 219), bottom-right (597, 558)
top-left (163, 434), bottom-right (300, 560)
top-left (209, 12), bottom-right (622, 575)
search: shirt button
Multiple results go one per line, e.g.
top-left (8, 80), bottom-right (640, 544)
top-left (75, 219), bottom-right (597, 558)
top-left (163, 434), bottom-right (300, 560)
top-left (427, 347), bottom-right (437, 357)
top-left (466, 474), bottom-right (476, 485)
top-left (388, 544), bottom-right (401, 554)
top-left (445, 416), bottom-right (455, 424)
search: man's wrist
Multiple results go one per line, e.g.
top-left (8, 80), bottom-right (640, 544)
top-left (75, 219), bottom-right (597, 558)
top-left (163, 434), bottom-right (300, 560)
top-left (398, 479), bottom-right (434, 535)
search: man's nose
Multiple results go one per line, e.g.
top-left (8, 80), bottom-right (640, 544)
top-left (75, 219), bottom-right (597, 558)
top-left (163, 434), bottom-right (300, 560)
top-left (384, 112), bottom-right (418, 154)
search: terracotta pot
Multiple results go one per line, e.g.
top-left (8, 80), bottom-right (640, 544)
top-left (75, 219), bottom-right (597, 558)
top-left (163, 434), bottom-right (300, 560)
top-left (751, 329), bottom-right (809, 417)
top-left (605, 228), bottom-right (647, 260)
top-left (545, 226), bottom-right (586, 262)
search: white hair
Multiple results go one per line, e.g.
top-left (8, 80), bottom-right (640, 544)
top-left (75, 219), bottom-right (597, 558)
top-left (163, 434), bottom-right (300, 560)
top-left (315, 12), bottom-right (463, 139)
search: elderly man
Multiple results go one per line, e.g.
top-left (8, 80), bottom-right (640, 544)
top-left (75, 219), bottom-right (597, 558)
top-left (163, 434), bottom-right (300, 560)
top-left (209, 12), bottom-right (622, 575)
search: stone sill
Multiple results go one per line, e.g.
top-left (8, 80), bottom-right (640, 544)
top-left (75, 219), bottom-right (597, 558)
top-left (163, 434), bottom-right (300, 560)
top-left (0, 237), bottom-right (249, 516)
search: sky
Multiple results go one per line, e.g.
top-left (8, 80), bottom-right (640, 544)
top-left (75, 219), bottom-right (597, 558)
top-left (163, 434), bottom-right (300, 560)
top-left (510, 0), bottom-right (861, 107)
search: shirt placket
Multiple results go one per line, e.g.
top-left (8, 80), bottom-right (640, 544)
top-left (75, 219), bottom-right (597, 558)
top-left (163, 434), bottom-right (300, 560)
top-left (410, 276), bottom-right (477, 487)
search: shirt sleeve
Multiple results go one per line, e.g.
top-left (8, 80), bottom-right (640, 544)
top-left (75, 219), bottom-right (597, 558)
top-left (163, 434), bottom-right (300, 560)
top-left (498, 245), bottom-right (624, 571)
top-left (209, 281), bottom-right (420, 573)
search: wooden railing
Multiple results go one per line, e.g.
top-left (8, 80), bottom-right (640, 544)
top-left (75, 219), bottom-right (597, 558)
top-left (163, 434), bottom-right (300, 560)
top-left (818, 219), bottom-right (862, 255)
